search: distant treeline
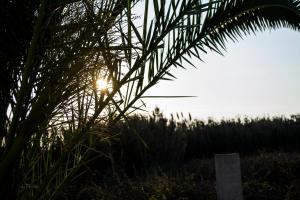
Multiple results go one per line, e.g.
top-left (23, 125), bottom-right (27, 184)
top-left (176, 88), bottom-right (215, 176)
top-left (104, 112), bottom-right (300, 174)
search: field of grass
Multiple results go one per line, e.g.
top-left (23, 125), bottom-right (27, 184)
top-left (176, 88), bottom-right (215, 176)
top-left (60, 152), bottom-right (300, 200)
top-left (9, 111), bottom-right (300, 199)
top-left (49, 112), bottom-right (300, 199)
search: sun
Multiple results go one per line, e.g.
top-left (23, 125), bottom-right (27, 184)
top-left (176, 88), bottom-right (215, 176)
top-left (96, 79), bottom-right (108, 90)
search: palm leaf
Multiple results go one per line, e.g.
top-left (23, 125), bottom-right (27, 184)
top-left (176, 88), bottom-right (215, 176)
top-left (199, 0), bottom-right (300, 52)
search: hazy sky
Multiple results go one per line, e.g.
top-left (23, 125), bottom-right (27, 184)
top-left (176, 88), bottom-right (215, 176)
top-left (142, 28), bottom-right (300, 120)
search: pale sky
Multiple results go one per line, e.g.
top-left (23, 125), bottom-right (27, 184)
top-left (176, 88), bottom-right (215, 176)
top-left (142, 29), bottom-right (300, 120)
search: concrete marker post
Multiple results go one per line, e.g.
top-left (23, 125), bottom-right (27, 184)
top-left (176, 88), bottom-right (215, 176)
top-left (215, 153), bottom-right (244, 200)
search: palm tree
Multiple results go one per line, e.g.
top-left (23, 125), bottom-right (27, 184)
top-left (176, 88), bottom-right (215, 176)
top-left (0, 0), bottom-right (299, 199)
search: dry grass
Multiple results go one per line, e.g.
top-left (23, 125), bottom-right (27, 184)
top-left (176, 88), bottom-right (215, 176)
top-left (62, 152), bottom-right (300, 200)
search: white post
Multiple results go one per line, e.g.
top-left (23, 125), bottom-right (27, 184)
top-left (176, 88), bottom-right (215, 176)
top-left (215, 153), bottom-right (244, 200)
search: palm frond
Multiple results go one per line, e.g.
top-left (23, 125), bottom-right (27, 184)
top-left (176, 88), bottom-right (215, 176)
top-left (200, 0), bottom-right (300, 52)
top-left (116, 0), bottom-right (300, 125)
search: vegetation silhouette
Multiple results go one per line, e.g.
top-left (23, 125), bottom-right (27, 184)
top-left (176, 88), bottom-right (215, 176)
top-left (112, 112), bottom-right (300, 172)
top-left (0, 0), bottom-right (300, 199)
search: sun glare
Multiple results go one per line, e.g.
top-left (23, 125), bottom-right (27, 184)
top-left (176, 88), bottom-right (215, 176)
top-left (96, 79), bottom-right (108, 90)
